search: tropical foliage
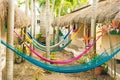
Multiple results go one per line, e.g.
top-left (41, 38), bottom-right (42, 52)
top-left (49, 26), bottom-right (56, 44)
top-left (17, 0), bottom-right (88, 17)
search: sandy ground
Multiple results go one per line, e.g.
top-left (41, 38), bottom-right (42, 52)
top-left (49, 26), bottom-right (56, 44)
top-left (14, 62), bottom-right (112, 80)
top-left (13, 49), bottom-right (112, 80)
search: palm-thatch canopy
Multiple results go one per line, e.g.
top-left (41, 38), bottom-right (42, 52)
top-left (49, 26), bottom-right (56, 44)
top-left (0, 0), bottom-right (30, 29)
top-left (15, 7), bottom-right (30, 28)
top-left (52, 0), bottom-right (120, 27)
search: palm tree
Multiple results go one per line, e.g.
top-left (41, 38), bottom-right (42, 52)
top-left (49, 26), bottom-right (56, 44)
top-left (90, 0), bottom-right (98, 54)
top-left (55, 0), bottom-right (64, 44)
top-left (6, 0), bottom-right (14, 80)
top-left (33, 0), bottom-right (37, 37)
top-left (45, 0), bottom-right (51, 58)
top-left (51, 0), bottom-right (56, 44)
top-left (25, 0), bottom-right (29, 16)
top-left (39, 2), bottom-right (47, 37)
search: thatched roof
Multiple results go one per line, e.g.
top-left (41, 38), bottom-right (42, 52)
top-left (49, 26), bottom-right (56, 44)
top-left (0, 0), bottom-right (30, 29)
top-left (15, 7), bottom-right (30, 28)
top-left (52, 0), bottom-right (120, 27)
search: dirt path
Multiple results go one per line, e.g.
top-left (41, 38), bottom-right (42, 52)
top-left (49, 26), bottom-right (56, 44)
top-left (14, 61), bottom-right (112, 80)
top-left (13, 49), bottom-right (112, 80)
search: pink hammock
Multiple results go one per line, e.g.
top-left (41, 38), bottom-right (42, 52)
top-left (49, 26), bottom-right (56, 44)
top-left (14, 30), bottom-right (102, 64)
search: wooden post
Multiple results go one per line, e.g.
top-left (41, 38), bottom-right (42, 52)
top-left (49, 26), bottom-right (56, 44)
top-left (6, 0), bottom-right (14, 80)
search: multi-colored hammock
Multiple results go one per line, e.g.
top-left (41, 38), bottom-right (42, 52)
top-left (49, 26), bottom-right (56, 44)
top-left (26, 29), bottom-right (72, 48)
top-left (15, 30), bottom-right (72, 52)
top-left (1, 40), bottom-right (120, 73)
top-left (26, 25), bottom-right (82, 49)
top-left (14, 30), bottom-right (102, 64)
top-left (27, 29), bottom-right (65, 45)
top-left (21, 26), bottom-right (82, 52)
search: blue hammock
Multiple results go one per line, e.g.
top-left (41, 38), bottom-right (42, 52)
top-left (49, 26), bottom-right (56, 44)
top-left (27, 29), bottom-right (71, 46)
top-left (33, 40), bottom-right (72, 52)
top-left (1, 40), bottom-right (120, 73)
top-left (27, 30), bottom-right (64, 46)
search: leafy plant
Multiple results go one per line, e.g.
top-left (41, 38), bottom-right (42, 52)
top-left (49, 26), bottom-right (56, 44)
top-left (50, 52), bottom-right (56, 60)
top-left (36, 33), bottom-right (42, 39)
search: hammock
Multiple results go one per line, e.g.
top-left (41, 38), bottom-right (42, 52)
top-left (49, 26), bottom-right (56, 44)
top-left (33, 40), bottom-right (72, 52)
top-left (27, 25), bottom-right (82, 49)
top-left (27, 29), bottom-right (65, 45)
top-left (26, 29), bottom-right (72, 48)
top-left (1, 40), bottom-right (120, 73)
top-left (15, 30), bottom-right (72, 52)
top-left (14, 31), bottom-right (101, 64)
top-left (20, 26), bottom-right (82, 52)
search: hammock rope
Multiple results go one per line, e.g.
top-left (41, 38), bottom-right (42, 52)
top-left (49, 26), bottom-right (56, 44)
top-left (21, 26), bottom-right (82, 52)
top-left (1, 40), bottom-right (120, 73)
top-left (27, 29), bottom-right (65, 45)
top-left (15, 30), bottom-right (72, 52)
top-left (25, 29), bottom-right (72, 48)
top-left (14, 30), bottom-right (101, 64)
top-left (27, 25), bottom-right (82, 49)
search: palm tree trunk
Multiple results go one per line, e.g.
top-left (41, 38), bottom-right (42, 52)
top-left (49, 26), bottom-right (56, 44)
top-left (56, 0), bottom-right (64, 44)
top-left (33, 0), bottom-right (36, 37)
top-left (90, 0), bottom-right (97, 78)
top-left (25, 0), bottom-right (29, 16)
top-left (51, 0), bottom-right (55, 13)
top-left (23, 0), bottom-right (29, 56)
top-left (46, 0), bottom-right (50, 59)
top-left (0, 72), bottom-right (1, 80)
top-left (53, 27), bottom-right (55, 45)
top-left (31, 0), bottom-right (34, 38)
top-left (90, 0), bottom-right (97, 54)
top-left (51, 0), bottom-right (55, 45)
top-left (6, 0), bottom-right (14, 80)
top-left (0, 17), bottom-right (2, 80)
top-left (40, 5), bottom-right (46, 37)
top-left (30, 0), bottom-right (34, 53)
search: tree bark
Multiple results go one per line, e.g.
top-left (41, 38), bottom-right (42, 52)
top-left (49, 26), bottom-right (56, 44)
top-left (56, 0), bottom-right (64, 44)
top-left (33, 0), bottom-right (36, 37)
top-left (46, 0), bottom-right (50, 59)
top-left (6, 0), bottom-right (14, 80)
top-left (90, 0), bottom-right (98, 78)
top-left (25, 0), bottom-right (29, 16)
top-left (0, 17), bottom-right (1, 80)
top-left (51, 0), bottom-right (55, 45)
top-left (31, 0), bottom-right (34, 38)
top-left (90, 0), bottom-right (97, 54)
top-left (40, 5), bottom-right (46, 37)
